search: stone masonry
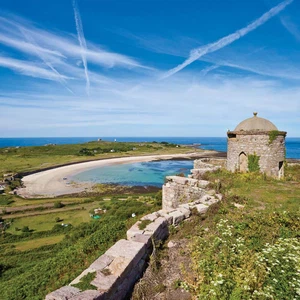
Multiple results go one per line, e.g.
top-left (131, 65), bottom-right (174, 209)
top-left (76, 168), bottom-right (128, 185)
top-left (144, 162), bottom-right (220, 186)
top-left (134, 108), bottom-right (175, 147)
top-left (227, 113), bottom-right (287, 178)
top-left (227, 131), bottom-right (286, 178)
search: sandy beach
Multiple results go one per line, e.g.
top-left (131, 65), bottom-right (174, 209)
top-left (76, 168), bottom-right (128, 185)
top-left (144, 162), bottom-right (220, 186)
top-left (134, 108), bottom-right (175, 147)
top-left (17, 152), bottom-right (212, 198)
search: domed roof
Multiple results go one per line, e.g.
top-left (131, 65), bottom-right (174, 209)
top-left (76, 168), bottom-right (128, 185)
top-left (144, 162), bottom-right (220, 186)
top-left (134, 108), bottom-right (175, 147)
top-left (234, 112), bottom-right (278, 131)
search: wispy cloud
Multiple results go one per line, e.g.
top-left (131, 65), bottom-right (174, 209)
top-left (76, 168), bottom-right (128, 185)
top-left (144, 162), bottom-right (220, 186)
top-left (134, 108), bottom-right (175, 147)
top-left (0, 55), bottom-right (73, 81)
top-left (161, 0), bottom-right (294, 79)
top-left (199, 65), bottom-right (219, 77)
top-left (20, 28), bottom-right (74, 94)
top-left (280, 15), bottom-right (300, 41)
top-left (1, 74), bottom-right (299, 136)
top-left (72, 0), bottom-right (90, 95)
top-left (0, 12), bottom-right (150, 94)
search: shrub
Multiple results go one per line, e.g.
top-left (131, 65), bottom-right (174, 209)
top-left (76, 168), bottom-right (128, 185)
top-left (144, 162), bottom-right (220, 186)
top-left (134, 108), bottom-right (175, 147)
top-left (138, 220), bottom-right (151, 230)
top-left (53, 201), bottom-right (64, 209)
top-left (269, 130), bottom-right (280, 144)
top-left (21, 226), bottom-right (30, 233)
top-left (248, 154), bottom-right (260, 172)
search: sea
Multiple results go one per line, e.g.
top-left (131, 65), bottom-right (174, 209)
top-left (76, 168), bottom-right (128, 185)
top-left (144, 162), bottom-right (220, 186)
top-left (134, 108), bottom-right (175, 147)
top-left (0, 136), bottom-right (299, 159)
top-left (71, 160), bottom-right (194, 187)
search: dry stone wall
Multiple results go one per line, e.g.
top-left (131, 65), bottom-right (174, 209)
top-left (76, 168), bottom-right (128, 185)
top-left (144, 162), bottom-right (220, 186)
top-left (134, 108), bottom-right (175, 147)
top-left (46, 158), bottom-right (222, 300)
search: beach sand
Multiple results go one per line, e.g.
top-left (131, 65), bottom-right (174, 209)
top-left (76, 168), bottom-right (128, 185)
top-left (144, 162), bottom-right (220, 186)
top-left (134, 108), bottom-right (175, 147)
top-left (17, 152), bottom-right (213, 198)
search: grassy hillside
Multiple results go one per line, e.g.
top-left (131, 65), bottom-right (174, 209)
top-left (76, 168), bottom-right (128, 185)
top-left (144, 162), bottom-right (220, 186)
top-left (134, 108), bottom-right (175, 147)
top-left (0, 193), bottom-right (162, 300)
top-left (132, 164), bottom-right (300, 300)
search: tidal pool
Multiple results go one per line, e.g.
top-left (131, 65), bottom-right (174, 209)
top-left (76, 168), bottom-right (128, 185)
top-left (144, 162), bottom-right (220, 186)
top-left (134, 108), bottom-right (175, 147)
top-left (71, 160), bottom-right (193, 187)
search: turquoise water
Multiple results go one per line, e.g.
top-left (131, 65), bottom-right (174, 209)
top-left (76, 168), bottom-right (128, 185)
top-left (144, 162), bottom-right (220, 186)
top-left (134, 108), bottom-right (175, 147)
top-left (71, 160), bottom-right (194, 187)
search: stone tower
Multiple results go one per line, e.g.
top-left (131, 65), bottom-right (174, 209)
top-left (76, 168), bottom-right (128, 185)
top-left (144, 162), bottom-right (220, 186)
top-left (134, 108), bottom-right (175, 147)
top-left (227, 112), bottom-right (286, 178)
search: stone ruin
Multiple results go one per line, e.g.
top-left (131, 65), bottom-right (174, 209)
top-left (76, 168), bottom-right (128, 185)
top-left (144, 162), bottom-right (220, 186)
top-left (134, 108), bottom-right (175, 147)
top-left (227, 112), bottom-right (286, 178)
top-left (46, 158), bottom-right (223, 300)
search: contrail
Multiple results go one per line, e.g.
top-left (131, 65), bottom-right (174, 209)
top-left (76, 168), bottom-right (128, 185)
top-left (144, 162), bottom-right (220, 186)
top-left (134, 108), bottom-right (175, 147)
top-left (199, 65), bottom-right (219, 77)
top-left (73, 0), bottom-right (90, 95)
top-left (161, 0), bottom-right (294, 79)
top-left (20, 28), bottom-right (75, 94)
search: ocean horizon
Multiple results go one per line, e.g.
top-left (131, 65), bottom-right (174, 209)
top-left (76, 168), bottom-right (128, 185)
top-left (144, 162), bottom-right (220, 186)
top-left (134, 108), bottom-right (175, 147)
top-left (0, 137), bottom-right (299, 159)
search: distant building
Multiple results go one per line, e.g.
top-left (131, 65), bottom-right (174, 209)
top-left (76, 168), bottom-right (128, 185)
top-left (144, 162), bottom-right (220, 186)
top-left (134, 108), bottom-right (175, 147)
top-left (227, 112), bottom-right (286, 178)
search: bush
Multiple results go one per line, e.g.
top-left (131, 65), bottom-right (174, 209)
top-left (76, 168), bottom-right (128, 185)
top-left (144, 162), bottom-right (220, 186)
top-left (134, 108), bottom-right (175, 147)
top-left (248, 154), bottom-right (260, 172)
top-left (53, 201), bottom-right (64, 209)
top-left (21, 226), bottom-right (30, 233)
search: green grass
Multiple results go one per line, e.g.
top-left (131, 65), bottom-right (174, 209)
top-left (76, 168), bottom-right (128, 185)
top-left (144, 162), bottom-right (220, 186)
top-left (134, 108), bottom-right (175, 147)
top-left (1, 195), bottom-right (91, 208)
top-left (204, 165), bottom-right (300, 211)
top-left (179, 164), bottom-right (300, 299)
top-left (5, 202), bottom-right (98, 234)
top-left (0, 198), bottom-right (160, 300)
top-left (12, 235), bottom-right (64, 251)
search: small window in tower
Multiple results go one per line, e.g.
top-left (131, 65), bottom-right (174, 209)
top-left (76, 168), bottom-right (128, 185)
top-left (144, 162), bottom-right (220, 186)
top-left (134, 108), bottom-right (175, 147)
top-left (228, 133), bottom-right (236, 139)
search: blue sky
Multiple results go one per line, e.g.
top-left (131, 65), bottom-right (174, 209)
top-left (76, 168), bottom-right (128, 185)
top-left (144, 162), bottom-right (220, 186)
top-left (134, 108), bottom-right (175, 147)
top-left (0, 0), bottom-right (299, 137)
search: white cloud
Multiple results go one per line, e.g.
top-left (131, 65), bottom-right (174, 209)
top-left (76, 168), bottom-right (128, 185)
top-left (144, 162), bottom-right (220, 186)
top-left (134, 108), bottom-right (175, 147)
top-left (280, 15), bottom-right (300, 41)
top-left (161, 0), bottom-right (294, 79)
top-left (73, 0), bottom-right (90, 95)
top-left (0, 74), bottom-right (299, 137)
top-left (0, 55), bottom-right (73, 81)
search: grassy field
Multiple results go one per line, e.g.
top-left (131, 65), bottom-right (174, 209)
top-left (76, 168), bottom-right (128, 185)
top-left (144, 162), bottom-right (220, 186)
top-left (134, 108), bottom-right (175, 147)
top-left (0, 140), bottom-right (195, 175)
top-left (12, 235), bottom-right (65, 251)
top-left (5, 201), bottom-right (97, 234)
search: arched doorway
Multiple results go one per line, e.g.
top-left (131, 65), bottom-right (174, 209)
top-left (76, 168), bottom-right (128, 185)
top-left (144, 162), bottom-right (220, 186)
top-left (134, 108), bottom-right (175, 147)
top-left (278, 161), bottom-right (284, 178)
top-left (239, 152), bottom-right (248, 172)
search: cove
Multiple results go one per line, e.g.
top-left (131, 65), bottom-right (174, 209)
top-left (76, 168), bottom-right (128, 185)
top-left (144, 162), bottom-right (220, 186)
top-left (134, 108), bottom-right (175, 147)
top-left (71, 160), bottom-right (194, 187)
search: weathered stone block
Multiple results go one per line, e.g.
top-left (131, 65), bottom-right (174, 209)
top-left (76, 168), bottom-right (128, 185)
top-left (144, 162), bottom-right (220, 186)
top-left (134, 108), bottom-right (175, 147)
top-left (91, 271), bottom-right (118, 291)
top-left (105, 239), bottom-right (146, 261)
top-left (199, 194), bottom-right (212, 203)
top-left (197, 180), bottom-right (210, 188)
top-left (70, 267), bottom-right (96, 286)
top-left (69, 290), bottom-right (105, 300)
top-left (194, 204), bottom-right (209, 214)
top-left (144, 217), bottom-right (168, 240)
top-left (105, 240), bottom-right (146, 272)
top-left (216, 194), bottom-right (223, 201)
top-left (107, 256), bottom-right (132, 277)
top-left (156, 209), bottom-right (173, 224)
top-left (46, 286), bottom-right (81, 300)
top-left (131, 233), bottom-right (152, 248)
top-left (178, 206), bottom-right (191, 218)
top-left (168, 210), bottom-right (185, 225)
top-left (89, 254), bottom-right (114, 271)
top-left (140, 212), bottom-right (158, 222)
top-left (126, 221), bottom-right (144, 240)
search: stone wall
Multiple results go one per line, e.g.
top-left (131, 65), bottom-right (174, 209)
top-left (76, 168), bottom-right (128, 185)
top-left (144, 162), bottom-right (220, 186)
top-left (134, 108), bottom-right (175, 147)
top-left (162, 176), bottom-right (209, 211)
top-left (227, 131), bottom-right (286, 178)
top-left (46, 159), bottom-right (223, 300)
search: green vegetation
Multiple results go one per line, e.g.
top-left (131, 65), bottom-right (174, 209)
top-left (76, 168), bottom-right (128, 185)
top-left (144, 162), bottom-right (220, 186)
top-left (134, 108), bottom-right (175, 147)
top-left (0, 195), bottom-right (14, 206)
top-left (180, 165), bottom-right (300, 299)
top-left (72, 271), bottom-right (97, 291)
top-left (0, 141), bottom-right (193, 175)
top-left (13, 235), bottom-right (64, 251)
top-left (268, 130), bottom-right (280, 144)
top-left (138, 219), bottom-right (152, 230)
top-left (247, 154), bottom-right (260, 172)
top-left (0, 194), bottom-right (161, 299)
top-left (0, 140), bottom-right (193, 299)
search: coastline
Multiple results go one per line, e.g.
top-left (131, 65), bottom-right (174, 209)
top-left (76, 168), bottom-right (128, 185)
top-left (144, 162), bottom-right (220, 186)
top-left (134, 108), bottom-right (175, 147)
top-left (17, 151), bottom-right (217, 198)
